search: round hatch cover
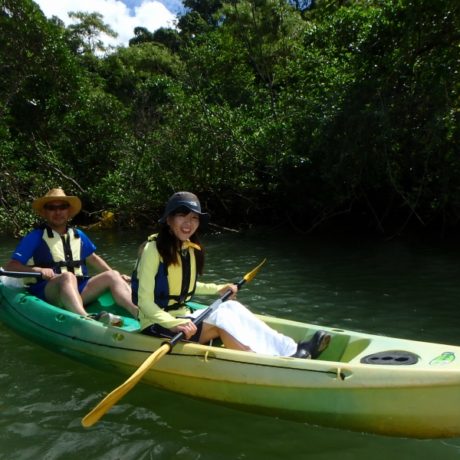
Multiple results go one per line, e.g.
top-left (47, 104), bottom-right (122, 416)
top-left (360, 350), bottom-right (419, 365)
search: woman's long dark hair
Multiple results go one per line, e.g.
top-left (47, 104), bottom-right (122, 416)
top-left (156, 216), bottom-right (205, 275)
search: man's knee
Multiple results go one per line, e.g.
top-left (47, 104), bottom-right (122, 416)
top-left (99, 270), bottom-right (124, 287)
top-left (107, 269), bottom-right (122, 282)
top-left (58, 271), bottom-right (78, 284)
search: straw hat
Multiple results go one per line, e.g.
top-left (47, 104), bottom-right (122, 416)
top-left (32, 188), bottom-right (82, 218)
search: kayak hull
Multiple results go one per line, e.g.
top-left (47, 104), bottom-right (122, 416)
top-left (1, 280), bottom-right (460, 438)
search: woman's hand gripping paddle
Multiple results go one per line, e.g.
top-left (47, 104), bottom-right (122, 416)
top-left (81, 259), bottom-right (266, 428)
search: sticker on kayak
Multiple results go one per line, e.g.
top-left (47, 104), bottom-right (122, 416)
top-left (430, 352), bottom-right (455, 365)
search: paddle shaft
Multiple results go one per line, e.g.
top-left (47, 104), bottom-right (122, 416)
top-left (81, 259), bottom-right (266, 428)
top-left (168, 278), bottom-right (245, 347)
top-left (81, 287), bottom-right (239, 428)
top-left (0, 268), bottom-right (88, 280)
top-left (0, 269), bottom-right (42, 278)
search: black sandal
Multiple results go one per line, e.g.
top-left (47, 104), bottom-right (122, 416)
top-left (291, 331), bottom-right (331, 359)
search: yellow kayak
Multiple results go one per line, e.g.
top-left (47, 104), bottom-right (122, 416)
top-left (1, 278), bottom-right (460, 438)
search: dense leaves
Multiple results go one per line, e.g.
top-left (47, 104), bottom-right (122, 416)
top-left (0, 0), bottom-right (459, 237)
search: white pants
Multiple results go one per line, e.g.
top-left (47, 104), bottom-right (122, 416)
top-left (194, 300), bottom-right (297, 357)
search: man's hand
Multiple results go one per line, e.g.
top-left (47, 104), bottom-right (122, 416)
top-left (38, 268), bottom-right (56, 280)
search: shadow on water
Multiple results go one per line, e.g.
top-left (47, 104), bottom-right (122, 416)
top-left (2, 229), bottom-right (460, 459)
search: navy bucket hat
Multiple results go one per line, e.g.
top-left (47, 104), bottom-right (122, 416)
top-left (159, 192), bottom-right (210, 224)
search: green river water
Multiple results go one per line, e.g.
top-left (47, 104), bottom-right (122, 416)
top-left (1, 228), bottom-right (460, 459)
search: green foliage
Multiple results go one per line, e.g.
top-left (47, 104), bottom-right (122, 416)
top-left (285, 0), bottom-right (460, 232)
top-left (1, 0), bottom-right (459, 237)
top-left (129, 26), bottom-right (155, 46)
top-left (67, 11), bottom-right (117, 55)
top-left (129, 27), bottom-right (181, 53)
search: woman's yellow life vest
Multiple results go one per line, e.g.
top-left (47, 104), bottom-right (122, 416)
top-left (132, 234), bottom-right (198, 310)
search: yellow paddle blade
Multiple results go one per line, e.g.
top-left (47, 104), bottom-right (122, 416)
top-left (243, 258), bottom-right (267, 284)
top-left (81, 343), bottom-right (170, 428)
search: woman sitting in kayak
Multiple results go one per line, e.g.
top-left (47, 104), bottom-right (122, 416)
top-left (132, 191), bottom-right (330, 359)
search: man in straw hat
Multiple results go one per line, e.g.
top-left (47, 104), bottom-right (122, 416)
top-left (4, 188), bottom-right (138, 320)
